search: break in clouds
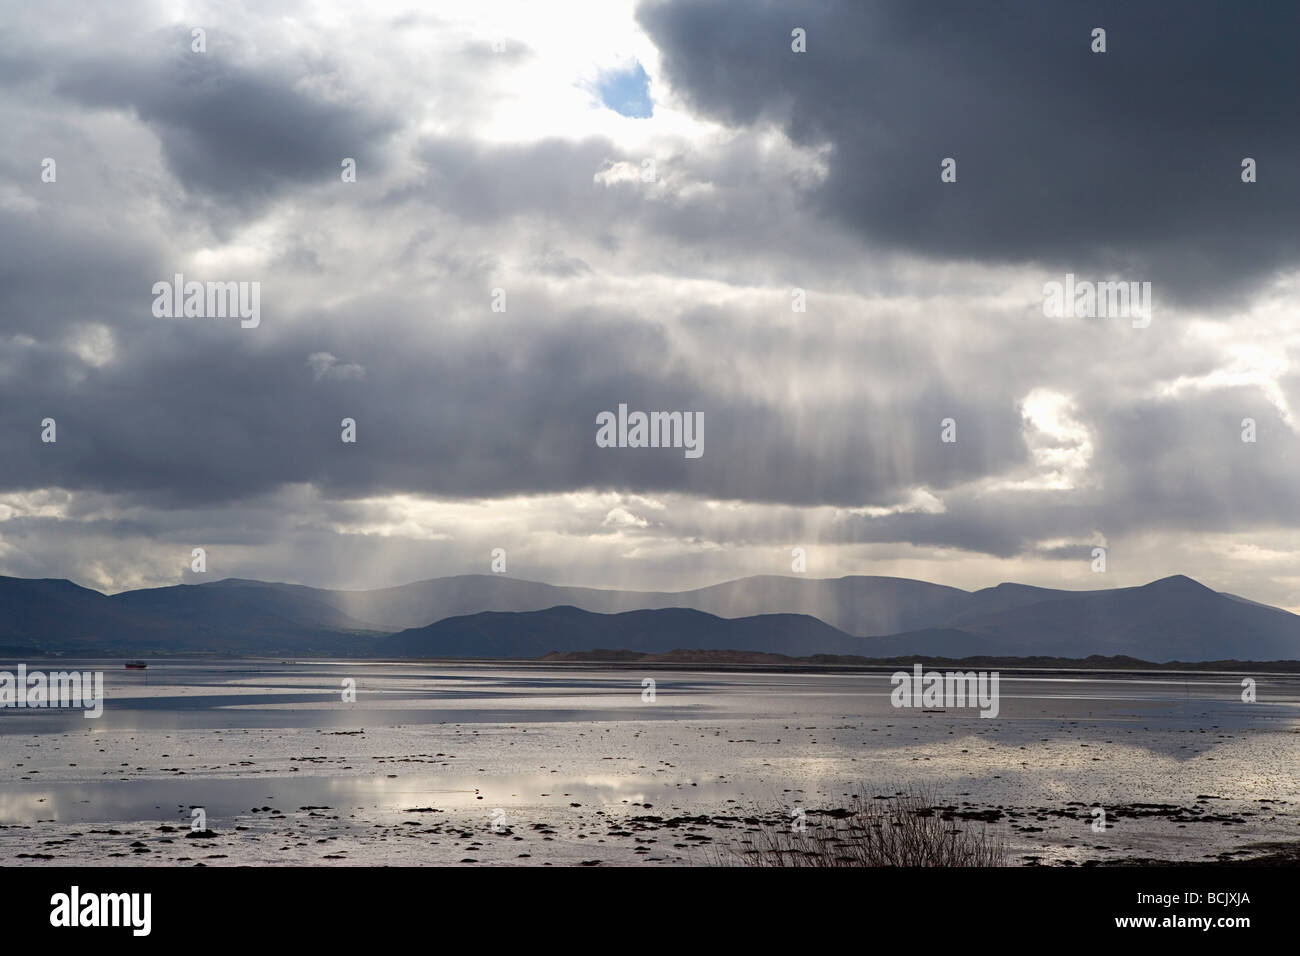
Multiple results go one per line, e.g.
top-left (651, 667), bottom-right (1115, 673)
top-left (1, 0), bottom-right (1299, 608)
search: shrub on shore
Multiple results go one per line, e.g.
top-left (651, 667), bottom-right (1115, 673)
top-left (723, 788), bottom-right (1006, 867)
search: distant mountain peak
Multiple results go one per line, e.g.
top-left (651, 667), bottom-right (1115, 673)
top-left (1145, 573), bottom-right (1213, 592)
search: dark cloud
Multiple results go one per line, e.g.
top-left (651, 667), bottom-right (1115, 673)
top-left (639, 0), bottom-right (1300, 304)
top-left (0, 288), bottom-right (1028, 510)
top-left (53, 27), bottom-right (399, 207)
top-left (0, 0), bottom-right (1297, 600)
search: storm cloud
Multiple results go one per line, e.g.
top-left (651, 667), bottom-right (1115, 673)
top-left (1, 0), bottom-right (1298, 610)
top-left (640, 0), bottom-right (1300, 305)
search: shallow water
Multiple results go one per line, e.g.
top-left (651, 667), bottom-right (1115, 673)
top-left (2, 659), bottom-right (1298, 865)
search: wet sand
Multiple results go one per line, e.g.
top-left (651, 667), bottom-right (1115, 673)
top-left (2, 660), bottom-right (1298, 865)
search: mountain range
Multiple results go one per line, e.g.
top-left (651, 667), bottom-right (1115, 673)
top-left (1, 572), bottom-right (1297, 662)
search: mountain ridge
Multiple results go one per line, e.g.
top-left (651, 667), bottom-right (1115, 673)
top-left (0, 571), bottom-right (1295, 661)
top-left (377, 605), bottom-right (864, 658)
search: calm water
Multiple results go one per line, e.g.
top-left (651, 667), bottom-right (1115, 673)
top-left (2, 659), bottom-right (1298, 865)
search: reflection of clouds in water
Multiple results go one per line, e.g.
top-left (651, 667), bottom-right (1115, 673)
top-left (1, 662), bottom-right (1297, 863)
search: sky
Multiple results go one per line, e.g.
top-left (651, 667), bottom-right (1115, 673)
top-left (2, 0), bottom-right (1299, 609)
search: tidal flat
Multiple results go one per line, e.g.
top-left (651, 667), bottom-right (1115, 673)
top-left (2, 660), bottom-right (1297, 866)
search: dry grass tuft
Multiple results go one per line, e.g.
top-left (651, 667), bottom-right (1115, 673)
top-left (720, 788), bottom-right (1006, 867)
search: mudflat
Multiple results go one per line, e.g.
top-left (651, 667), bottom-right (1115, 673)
top-left (1, 659), bottom-right (1296, 866)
